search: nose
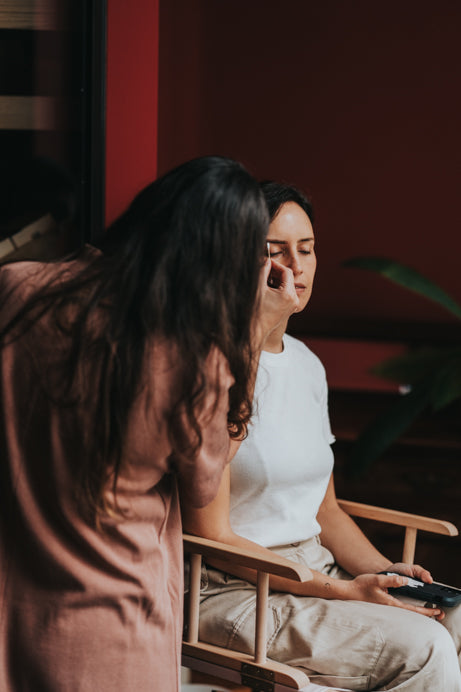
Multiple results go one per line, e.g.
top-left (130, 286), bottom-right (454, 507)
top-left (288, 252), bottom-right (302, 276)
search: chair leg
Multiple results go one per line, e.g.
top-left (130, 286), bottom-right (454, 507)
top-left (255, 571), bottom-right (269, 664)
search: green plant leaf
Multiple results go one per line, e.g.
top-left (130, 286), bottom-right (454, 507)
top-left (346, 380), bottom-right (432, 477)
top-left (429, 357), bottom-right (461, 411)
top-left (344, 257), bottom-right (461, 320)
top-left (371, 347), bottom-right (461, 385)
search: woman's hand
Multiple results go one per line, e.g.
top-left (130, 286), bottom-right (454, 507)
top-left (253, 258), bottom-right (299, 347)
top-left (334, 572), bottom-right (444, 621)
top-left (385, 561), bottom-right (433, 584)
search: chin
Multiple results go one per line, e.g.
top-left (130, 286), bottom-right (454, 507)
top-left (298, 294), bottom-right (312, 312)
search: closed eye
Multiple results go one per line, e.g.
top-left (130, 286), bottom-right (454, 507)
top-left (267, 238), bottom-right (315, 259)
top-left (268, 247), bottom-right (313, 258)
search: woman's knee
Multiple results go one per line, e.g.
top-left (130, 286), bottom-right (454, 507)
top-left (443, 604), bottom-right (461, 657)
top-left (374, 615), bottom-right (460, 690)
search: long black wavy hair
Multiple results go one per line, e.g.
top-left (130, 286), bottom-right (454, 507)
top-left (0, 156), bottom-right (268, 519)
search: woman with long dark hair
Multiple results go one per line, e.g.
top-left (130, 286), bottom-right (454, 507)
top-left (0, 156), bottom-right (297, 691)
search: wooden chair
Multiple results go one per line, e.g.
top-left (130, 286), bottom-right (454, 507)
top-left (183, 500), bottom-right (458, 692)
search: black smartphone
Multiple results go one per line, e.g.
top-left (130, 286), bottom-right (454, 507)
top-left (379, 571), bottom-right (461, 607)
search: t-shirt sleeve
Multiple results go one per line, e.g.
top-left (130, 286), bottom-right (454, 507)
top-left (312, 352), bottom-right (336, 446)
top-left (321, 376), bottom-right (336, 445)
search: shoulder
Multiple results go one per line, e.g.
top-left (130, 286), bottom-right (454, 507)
top-left (0, 253), bottom-right (93, 326)
top-left (0, 260), bottom-right (47, 301)
top-left (0, 260), bottom-right (40, 285)
top-left (0, 247), bottom-right (100, 294)
top-left (284, 334), bottom-right (326, 377)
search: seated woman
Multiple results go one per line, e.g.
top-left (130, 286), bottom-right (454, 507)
top-left (182, 181), bottom-right (461, 691)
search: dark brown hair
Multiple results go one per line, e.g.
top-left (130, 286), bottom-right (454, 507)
top-left (0, 156), bottom-right (269, 521)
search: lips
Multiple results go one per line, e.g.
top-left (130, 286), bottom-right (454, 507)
top-left (295, 284), bottom-right (306, 292)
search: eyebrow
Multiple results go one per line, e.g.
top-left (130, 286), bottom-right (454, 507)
top-left (267, 237), bottom-right (314, 244)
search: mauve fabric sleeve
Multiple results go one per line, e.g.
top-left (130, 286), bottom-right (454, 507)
top-left (175, 347), bottom-right (234, 508)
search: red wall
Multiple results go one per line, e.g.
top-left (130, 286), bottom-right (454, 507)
top-left (105, 0), bottom-right (159, 226)
top-left (158, 0), bottom-right (461, 339)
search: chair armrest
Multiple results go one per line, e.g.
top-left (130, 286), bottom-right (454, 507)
top-left (337, 499), bottom-right (458, 536)
top-left (184, 533), bottom-right (312, 582)
top-left (183, 533), bottom-right (316, 688)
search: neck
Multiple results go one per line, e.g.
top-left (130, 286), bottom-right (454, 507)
top-left (263, 319), bottom-right (287, 353)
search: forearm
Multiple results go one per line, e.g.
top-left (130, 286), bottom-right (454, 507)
top-left (316, 475), bottom-right (392, 576)
top-left (184, 518), bottom-right (355, 599)
top-left (318, 506), bottom-right (392, 576)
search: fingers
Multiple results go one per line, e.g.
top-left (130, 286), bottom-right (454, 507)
top-left (387, 562), bottom-right (433, 584)
top-left (261, 257), bottom-right (272, 284)
top-left (389, 595), bottom-right (445, 620)
top-left (412, 565), bottom-right (433, 584)
top-left (267, 259), bottom-right (295, 291)
top-left (378, 573), bottom-right (408, 589)
top-left (268, 260), bottom-right (300, 308)
top-left (260, 258), bottom-right (296, 296)
top-left (352, 573), bottom-right (408, 601)
top-left (380, 571), bottom-right (443, 620)
top-left (254, 260), bottom-right (299, 347)
top-left (352, 573), bottom-right (446, 622)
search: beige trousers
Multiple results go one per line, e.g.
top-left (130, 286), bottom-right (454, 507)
top-left (198, 537), bottom-right (461, 691)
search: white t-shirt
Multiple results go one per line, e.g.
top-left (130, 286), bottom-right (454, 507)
top-left (229, 334), bottom-right (335, 548)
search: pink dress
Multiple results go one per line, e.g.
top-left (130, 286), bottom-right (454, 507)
top-left (0, 257), bottom-right (232, 691)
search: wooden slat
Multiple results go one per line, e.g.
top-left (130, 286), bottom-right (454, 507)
top-left (183, 642), bottom-right (310, 689)
top-left (0, 96), bottom-right (60, 131)
top-left (0, 238), bottom-right (15, 259)
top-left (255, 571), bottom-right (269, 664)
top-left (402, 527), bottom-right (418, 564)
top-left (184, 534), bottom-right (312, 582)
top-left (187, 552), bottom-right (201, 644)
top-left (0, 0), bottom-right (58, 30)
top-left (338, 499), bottom-right (458, 536)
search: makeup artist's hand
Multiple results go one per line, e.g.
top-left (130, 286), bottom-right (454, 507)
top-left (254, 258), bottom-right (299, 347)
